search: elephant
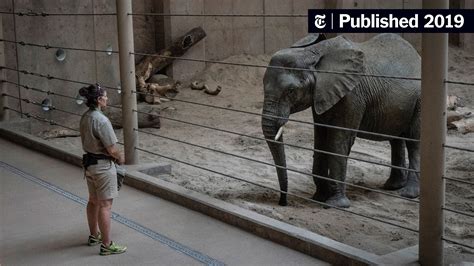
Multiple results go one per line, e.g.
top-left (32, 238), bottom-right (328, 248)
top-left (261, 33), bottom-right (421, 208)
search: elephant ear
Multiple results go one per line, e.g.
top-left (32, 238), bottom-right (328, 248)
top-left (313, 49), bottom-right (364, 115)
top-left (291, 33), bottom-right (326, 48)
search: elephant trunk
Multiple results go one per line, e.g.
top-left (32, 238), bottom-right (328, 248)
top-left (262, 113), bottom-right (288, 206)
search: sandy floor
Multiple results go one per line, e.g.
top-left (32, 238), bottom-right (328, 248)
top-left (38, 45), bottom-right (474, 263)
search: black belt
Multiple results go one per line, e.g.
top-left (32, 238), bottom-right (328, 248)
top-left (87, 153), bottom-right (113, 160)
top-left (82, 152), bottom-right (113, 168)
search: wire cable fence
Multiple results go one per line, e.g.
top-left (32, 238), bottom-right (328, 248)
top-left (0, 10), bottom-right (116, 16)
top-left (3, 106), bottom-right (127, 146)
top-left (0, 11), bottom-right (309, 17)
top-left (441, 122), bottom-right (474, 250)
top-left (1, 90), bottom-right (420, 203)
top-left (3, 93), bottom-right (85, 118)
top-left (2, 79), bottom-right (80, 101)
top-left (2, 105), bottom-right (420, 234)
top-left (4, 107), bottom-right (76, 131)
top-left (1, 40), bottom-right (472, 143)
top-left (0, 38), bottom-right (119, 54)
top-left (442, 207), bottom-right (474, 219)
top-left (135, 127), bottom-right (419, 203)
top-left (0, 64), bottom-right (421, 143)
top-left (131, 51), bottom-right (424, 82)
top-left (1, 41), bottom-right (472, 88)
top-left (18, 77), bottom-right (474, 228)
top-left (0, 10), bottom-right (358, 19)
top-left (0, 78), bottom-right (421, 176)
top-left (9, 95), bottom-right (473, 244)
top-left (1, 8), bottom-right (474, 255)
top-left (1, 15), bottom-right (473, 86)
top-left (443, 237), bottom-right (474, 250)
top-left (129, 13), bottom-right (308, 18)
top-left (444, 176), bottom-right (474, 187)
top-left (133, 90), bottom-right (420, 142)
top-left (133, 109), bottom-right (418, 173)
top-left (444, 144), bottom-right (474, 153)
top-left (4, 61), bottom-right (472, 214)
top-left (442, 145), bottom-right (474, 187)
top-left (445, 80), bottom-right (474, 87)
top-left (0, 39), bottom-right (428, 141)
top-left (5, 104), bottom-right (474, 249)
top-left (133, 146), bottom-right (419, 234)
top-left (5, 63), bottom-right (472, 186)
top-left (131, 51), bottom-right (474, 87)
top-left (1, 41), bottom-right (471, 177)
top-left (0, 66), bottom-right (122, 92)
top-left (9, 0), bottom-right (23, 118)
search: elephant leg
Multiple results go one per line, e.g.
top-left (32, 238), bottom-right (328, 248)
top-left (312, 126), bottom-right (330, 202)
top-left (324, 129), bottom-right (354, 208)
top-left (383, 139), bottom-right (408, 190)
top-left (400, 140), bottom-right (420, 198)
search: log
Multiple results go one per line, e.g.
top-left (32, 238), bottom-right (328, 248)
top-left (142, 75), bottom-right (181, 104)
top-left (38, 128), bottom-right (80, 139)
top-left (452, 118), bottom-right (474, 134)
top-left (447, 110), bottom-right (464, 127)
top-left (103, 104), bottom-right (161, 129)
top-left (447, 95), bottom-right (461, 110)
top-left (447, 107), bottom-right (473, 133)
top-left (135, 27), bottom-right (207, 84)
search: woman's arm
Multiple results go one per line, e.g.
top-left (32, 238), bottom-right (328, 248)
top-left (106, 144), bottom-right (125, 165)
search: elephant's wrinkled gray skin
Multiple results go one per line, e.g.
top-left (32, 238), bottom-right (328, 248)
top-left (262, 33), bottom-right (421, 208)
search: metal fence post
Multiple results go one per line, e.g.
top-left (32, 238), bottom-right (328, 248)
top-left (116, 0), bottom-right (138, 164)
top-left (419, 0), bottom-right (448, 265)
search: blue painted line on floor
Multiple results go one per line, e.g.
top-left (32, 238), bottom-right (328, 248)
top-left (0, 160), bottom-right (225, 266)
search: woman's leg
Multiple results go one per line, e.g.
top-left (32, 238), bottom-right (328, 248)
top-left (98, 199), bottom-right (113, 246)
top-left (87, 195), bottom-right (100, 236)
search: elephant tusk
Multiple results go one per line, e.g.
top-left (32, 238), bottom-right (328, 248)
top-left (275, 126), bottom-right (284, 141)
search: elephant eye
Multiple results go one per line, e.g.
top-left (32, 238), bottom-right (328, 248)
top-left (288, 89), bottom-right (297, 99)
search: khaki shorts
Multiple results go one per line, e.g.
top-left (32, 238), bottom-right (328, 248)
top-left (85, 159), bottom-right (118, 200)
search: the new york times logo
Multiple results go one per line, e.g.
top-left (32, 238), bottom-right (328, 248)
top-left (314, 14), bottom-right (326, 29)
top-left (308, 9), bottom-right (474, 33)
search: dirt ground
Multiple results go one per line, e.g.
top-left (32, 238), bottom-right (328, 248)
top-left (39, 45), bottom-right (474, 263)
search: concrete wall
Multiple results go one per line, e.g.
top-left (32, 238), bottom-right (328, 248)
top-left (460, 0), bottom-right (474, 52)
top-left (164, 0), bottom-right (324, 80)
top-left (1, 0), bottom-right (472, 126)
top-left (1, 0), bottom-right (97, 127)
top-left (334, 0), bottom-right (422, 50)
top-left (1, 1), bottom-right (26, 120)
top-left (0, 15), bottom-right (7, 121)
top-left (0, 0), bottom-right (155, 127)
top-left (163, 0), bottom-right (206, 82)
top-left (264, 0), bottom-right (325, 53)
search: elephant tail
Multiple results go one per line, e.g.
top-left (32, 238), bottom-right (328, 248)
top-left (405, 97), bottom-right (421, 140)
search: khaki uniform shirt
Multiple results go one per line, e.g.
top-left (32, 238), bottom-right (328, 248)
top-left (79, 107), bottom-right (117, 155)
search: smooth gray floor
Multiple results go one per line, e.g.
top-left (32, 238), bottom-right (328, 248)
top-left (0, 138), bottom-right (328, 265)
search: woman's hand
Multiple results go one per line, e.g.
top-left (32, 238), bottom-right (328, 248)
top-left (106, 144), bottom-right (125, 165)
top-left (117, 153), bottom-right (125, 165)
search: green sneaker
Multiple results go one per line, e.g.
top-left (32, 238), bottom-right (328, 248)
top-left (88, 232), bottom-right (102, 246)
top-left (100, 241), bottom-right (127, 256)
